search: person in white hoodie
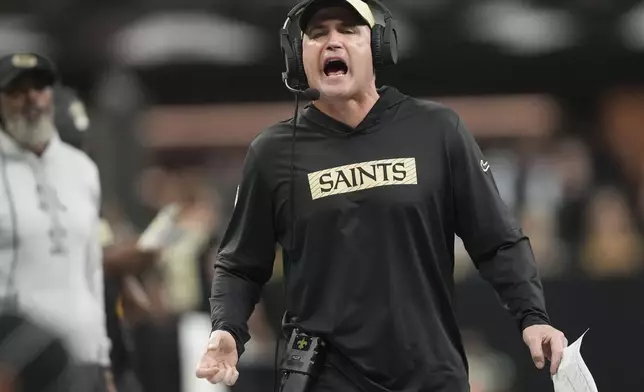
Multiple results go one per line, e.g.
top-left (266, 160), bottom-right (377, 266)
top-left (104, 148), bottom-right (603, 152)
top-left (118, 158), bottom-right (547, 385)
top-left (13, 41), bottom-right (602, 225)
top-left (0, 52), bottom-right (114, 392)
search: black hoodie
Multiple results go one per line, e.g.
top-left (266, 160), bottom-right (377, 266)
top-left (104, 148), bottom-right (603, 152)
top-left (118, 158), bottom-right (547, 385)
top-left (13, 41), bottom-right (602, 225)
top-left (210, 86), bottom-right (550, 392)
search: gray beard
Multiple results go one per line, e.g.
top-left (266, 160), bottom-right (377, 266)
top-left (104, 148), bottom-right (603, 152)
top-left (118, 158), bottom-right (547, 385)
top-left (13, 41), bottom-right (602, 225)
top-left (3, 113), bottom-right (56, 149)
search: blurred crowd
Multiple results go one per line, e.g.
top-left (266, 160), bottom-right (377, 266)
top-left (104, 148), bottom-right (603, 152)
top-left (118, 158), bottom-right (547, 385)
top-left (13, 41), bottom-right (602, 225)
top-left (452, 129), bottom-right (644, 391)
top-left (455, 133), bottom-right (644, 282)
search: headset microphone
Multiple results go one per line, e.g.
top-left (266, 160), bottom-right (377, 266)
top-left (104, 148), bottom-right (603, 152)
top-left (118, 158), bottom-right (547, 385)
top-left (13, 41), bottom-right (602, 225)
top-left (282, 73), bottom-right (320, 101)
top-left (300, 88), bottom-right (320, 101)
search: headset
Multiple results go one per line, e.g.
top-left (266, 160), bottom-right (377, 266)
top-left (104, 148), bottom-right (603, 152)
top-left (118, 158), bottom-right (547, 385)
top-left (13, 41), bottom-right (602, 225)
top-left (279, 0), bottom-right (399, 93)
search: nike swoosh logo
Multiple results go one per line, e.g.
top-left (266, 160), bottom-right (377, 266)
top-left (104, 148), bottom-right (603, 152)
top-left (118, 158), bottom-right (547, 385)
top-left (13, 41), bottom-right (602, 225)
top-left (480, 160), bottom-right (490, 172)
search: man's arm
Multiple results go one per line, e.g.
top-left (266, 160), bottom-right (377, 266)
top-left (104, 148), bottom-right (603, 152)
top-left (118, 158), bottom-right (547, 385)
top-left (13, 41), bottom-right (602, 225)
top-left (210, 145), bottom-right (277, 358)
top-left (95, 211), bottom-right (160, 277)
top-left (446, 112), bottom-right (550, 331)
top-left (102, 242), bottom-right (157, 278)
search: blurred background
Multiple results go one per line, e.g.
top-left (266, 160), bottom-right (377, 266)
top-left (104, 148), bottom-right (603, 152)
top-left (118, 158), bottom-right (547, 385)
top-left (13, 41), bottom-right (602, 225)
top-left (2, 0), bottom-right (644, 391)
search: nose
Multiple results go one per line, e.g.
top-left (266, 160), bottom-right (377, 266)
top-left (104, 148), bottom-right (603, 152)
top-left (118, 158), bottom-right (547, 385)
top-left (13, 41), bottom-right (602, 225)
top-left (324, 29), bottom-right (343, 52)
top-left (26, 88), bottom-right (42, 103)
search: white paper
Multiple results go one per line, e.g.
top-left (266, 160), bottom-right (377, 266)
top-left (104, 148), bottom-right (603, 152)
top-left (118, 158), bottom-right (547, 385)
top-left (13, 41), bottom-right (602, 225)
top-left (552, 329), bottom-right (598, 392)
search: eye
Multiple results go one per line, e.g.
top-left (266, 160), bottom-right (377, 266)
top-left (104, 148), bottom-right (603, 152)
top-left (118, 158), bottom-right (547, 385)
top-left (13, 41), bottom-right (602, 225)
top-left (307, 28), bottom-right (327, 39)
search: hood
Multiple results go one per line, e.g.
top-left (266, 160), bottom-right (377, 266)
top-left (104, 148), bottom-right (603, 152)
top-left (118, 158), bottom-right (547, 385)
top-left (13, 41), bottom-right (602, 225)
top-left (300, 86), bottom-right (409, 137)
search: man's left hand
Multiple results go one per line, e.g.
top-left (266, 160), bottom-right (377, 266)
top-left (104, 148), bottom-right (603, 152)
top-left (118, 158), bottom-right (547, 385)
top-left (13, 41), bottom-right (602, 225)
top-left (522, 324), bottom-right (568, 376)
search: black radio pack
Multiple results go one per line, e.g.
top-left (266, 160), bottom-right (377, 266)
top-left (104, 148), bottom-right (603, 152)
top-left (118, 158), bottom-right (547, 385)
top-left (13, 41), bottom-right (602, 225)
top-left (278, 328), bottom-right (326, 392)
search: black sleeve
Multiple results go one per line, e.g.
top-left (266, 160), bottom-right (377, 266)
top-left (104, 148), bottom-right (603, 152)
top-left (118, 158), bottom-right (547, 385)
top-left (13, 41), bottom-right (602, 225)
top-left (210, 146), bottom-right (276, 357)
top-left (447, 114), bottom-right (551, 332)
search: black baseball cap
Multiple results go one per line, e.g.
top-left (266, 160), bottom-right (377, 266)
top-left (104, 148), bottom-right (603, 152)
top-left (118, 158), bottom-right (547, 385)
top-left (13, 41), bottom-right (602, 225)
top-left (0, 52), bottom-right (58, 91)
top-left (298, 0), bottom-right (376, 33)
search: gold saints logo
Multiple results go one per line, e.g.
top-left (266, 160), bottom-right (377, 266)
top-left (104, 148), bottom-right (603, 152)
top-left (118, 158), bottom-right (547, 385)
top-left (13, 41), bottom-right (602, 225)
top-left (297, 338), bottom-right (309, 350)
top-left (11, 54), bottom-right (38, 68)
top-left (307, 158), bottom-right (418, 200)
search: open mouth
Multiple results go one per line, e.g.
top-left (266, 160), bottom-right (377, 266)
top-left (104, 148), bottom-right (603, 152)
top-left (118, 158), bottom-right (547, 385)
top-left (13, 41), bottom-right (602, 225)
top-left (323, 59), bottom-right (348, 77)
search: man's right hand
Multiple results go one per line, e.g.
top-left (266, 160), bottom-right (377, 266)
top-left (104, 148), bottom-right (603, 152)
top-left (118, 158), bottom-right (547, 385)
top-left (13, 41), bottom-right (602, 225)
top-left (195, 330), bottom-right (240, 386)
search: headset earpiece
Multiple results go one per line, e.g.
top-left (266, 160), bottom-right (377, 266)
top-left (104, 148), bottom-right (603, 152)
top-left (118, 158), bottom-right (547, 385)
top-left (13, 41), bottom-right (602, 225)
top-left (280, 28), bottom-right (303, 89)
top-left (371, 24), bottom-right (384, 69)
top-left (370, 0), bottom-right (398, 70)
top-left (292, 36), bottom-right (307, 87)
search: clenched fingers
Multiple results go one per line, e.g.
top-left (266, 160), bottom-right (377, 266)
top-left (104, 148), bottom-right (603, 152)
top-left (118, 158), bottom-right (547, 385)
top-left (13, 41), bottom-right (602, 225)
top-left (222, 363), bottom-right (239, 386)
top-left (209, 365), bottom-right (227, 384)
top-left (195, 365), bottom-right (219, 379)
top-left (549, 336), bottom-right (568, 375)
top-left (526, 336), bottom-right (545, 370)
